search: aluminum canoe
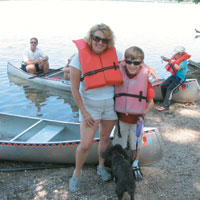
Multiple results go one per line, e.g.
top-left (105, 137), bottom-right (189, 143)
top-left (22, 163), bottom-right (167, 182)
top-left (7, 62), bottom-right (71, 91)
top-left (0, 112), bottom-right (164, 166)
top-left (188, 60), bottom-right (200, 71)
top-left (153, 79), bottom-right (200, 103)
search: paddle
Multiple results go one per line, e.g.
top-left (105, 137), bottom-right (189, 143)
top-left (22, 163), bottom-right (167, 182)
top-left (195, 28), bottom-right (200, 33)
top-left (0, 164), bottom-right (72, 172)
top-left (29, 67), bottom-right (64, 79)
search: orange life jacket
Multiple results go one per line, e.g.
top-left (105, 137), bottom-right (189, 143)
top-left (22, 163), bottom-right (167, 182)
top-left (73, 39), bottom-right (123, 91)
top-left (115, 62), bottom-right (149, 115)
top-left (165, 52), bottom-right (191, 75)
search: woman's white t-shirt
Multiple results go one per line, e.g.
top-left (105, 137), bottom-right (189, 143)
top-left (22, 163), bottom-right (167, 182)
top-left (70, 50), bottom-right (123, 100)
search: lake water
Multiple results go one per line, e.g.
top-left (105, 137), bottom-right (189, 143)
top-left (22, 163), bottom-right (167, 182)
top-left (0, 0), bottom-right (200, 122)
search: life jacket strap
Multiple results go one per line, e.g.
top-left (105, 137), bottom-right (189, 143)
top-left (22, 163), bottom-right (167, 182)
top-left (81, 62), bottom-right (119, 81)
top-left (115, 92), bottom-right (147, 102)
top-left (169, 63), bottom-right (186, 85)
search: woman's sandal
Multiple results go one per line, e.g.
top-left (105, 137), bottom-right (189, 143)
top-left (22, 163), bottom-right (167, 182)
top-left (157, 106), bottom-right (169, 111)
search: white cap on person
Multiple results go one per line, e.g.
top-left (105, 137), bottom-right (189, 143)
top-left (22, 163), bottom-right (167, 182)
top-left (173, 46), bottom-right (185, 54)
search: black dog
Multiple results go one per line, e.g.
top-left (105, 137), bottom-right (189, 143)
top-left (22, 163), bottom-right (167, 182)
top-left (102, 144), bottom-right (135, 200)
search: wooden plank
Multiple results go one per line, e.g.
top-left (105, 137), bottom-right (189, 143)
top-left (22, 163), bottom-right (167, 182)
top-left (27, 125), bottom-right (64, 142)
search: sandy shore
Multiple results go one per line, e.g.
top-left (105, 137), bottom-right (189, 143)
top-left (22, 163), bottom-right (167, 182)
top-left (0, 100), bottom-right (200, 200)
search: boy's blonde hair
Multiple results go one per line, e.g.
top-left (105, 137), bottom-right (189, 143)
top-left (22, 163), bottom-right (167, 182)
top-left (124, 46), bottom-right (144, 61)
top-left (84, 23), bottom-right (115, 49)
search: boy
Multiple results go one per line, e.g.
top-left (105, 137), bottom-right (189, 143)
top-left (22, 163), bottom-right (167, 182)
top-left (113, 46), bottom-right (155, 180)
top-left (158, 46), bottom-right (190, 111)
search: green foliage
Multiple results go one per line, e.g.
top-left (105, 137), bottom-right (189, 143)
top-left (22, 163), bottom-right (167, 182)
top-left (193, 0), bottom-right (200, 3)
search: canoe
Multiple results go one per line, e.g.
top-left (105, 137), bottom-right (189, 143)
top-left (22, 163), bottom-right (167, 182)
top-left (0, 112), bottom-right (164, 166)
top-left (153, 79), bottom-right (200, 103)
top-left (7, 62), bottom-right (71, 91)
top-left (188, 60), bottom-right (200, 72)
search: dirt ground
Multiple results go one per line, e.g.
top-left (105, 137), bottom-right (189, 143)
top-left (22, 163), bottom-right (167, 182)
top-left (0, 99), bottom-right (200, 200)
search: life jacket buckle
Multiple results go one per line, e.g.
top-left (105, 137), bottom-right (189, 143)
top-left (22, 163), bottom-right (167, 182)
top-left (89, 70), bottom-right (97, 75)
top-left (113, 62), bottom-right (117, 70)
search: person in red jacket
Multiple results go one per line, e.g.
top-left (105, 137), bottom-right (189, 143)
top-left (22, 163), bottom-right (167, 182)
top-left (158, 46), bottom-right (190, 111)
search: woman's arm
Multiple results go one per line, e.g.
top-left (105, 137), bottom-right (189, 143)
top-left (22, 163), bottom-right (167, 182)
top-left (149, 67), bottom-right (159, 82)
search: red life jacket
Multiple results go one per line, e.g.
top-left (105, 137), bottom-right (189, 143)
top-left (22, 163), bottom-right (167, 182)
top-left (165, 52), bottom-right (191, 75)
top-left (115, 62), bottom-right (149, 115)
top-left (73, 39), bottom-right (123, 91)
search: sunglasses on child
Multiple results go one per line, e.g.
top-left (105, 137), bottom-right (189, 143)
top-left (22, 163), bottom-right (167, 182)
top-left (92, 35), bottom-right (109, 44)
top-left (125, 59), bottom-right (142, 66)
top-left (30, 41), bottom-right (37, 44)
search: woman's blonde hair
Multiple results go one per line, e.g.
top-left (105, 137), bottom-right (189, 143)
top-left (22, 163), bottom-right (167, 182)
top-left (124, 46), bottom-right (144, 61)
top-left (84, 23), bottom-right (115, 49)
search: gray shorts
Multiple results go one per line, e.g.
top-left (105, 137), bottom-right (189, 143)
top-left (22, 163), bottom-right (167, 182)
top-left (79, 97), bottom-right (118, 122)
top-left (113, 120), bottom-right (144, 150)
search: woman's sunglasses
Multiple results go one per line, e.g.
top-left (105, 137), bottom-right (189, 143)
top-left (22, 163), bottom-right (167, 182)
top-left (125, 59), bottom-right (142, 66)
top-left (92, 35), bottom-right (109, 44)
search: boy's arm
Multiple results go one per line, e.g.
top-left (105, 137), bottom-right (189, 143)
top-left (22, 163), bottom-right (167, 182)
top-left (174, 63), bottom-right (182, 71)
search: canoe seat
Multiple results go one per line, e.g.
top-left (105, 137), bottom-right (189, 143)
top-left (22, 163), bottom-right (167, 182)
top-left (26, 125), bottom-right (64, 143)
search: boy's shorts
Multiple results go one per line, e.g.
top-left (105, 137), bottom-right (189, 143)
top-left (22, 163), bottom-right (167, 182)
top-left (113, 120), bottom-right (144, 150)
top-left (79, 97), bottom-right (118, 122)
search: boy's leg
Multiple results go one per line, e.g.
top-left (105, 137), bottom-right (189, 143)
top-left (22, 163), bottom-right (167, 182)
top-left (112, 121), bottom-right (129, 149)
top-left (161, 75), bottom-right (173, 99)
top-left (162, 76), bottom-right (180, 108)
top-left (129, 124), bottom-right (143, 181)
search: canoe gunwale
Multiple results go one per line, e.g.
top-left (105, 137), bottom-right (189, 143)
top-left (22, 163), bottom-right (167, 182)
top-left (0, 112), bottom-right (157, 146)
top-left (0, 112), bottom-right (107, 145)
top-left (188, 60), bottom-right (200, 69)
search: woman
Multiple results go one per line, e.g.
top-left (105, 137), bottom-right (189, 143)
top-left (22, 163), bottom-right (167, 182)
top-left (69, 23), bottom-right (123, 192)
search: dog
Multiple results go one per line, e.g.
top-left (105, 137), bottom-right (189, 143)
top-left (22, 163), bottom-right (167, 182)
top-left (102, 144), bottom-right (135, 200)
